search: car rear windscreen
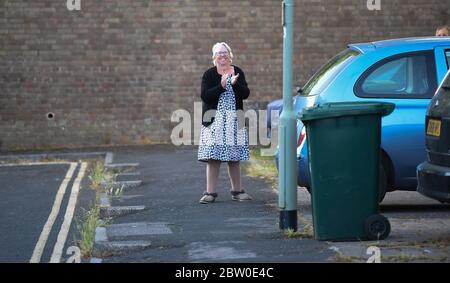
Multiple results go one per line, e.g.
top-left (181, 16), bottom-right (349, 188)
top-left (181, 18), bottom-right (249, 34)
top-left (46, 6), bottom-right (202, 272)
top-left (301, 49), bottom-right (360, 97)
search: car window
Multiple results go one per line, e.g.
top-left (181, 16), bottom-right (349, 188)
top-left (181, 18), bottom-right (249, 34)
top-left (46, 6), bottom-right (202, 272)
top-left (443, 70), bottom-right (450, 88)
top-left (446, 50), bottom-right (450, 69)
top-left (355, 51), bottom-right (437, 99)
top-left (301, 49), bottom-right (360, 96)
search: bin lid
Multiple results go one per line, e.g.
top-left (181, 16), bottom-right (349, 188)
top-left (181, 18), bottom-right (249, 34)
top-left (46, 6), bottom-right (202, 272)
top-left (298, 101), bottom-right (395, 122)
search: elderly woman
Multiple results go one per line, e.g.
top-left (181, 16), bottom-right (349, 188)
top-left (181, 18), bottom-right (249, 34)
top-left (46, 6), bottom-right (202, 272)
top-left (198, 42), bottom-right (252, 204)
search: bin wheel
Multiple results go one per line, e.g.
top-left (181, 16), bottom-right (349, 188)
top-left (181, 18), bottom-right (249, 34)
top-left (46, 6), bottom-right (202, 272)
top-left (364, 214), bottom-right (390, 240)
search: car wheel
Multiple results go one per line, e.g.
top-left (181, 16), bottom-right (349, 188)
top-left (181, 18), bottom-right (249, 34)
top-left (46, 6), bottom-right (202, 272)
top-left (364, 214), bottom-right (390, 240)
top-left (379, 164), bottom-right (387, 203)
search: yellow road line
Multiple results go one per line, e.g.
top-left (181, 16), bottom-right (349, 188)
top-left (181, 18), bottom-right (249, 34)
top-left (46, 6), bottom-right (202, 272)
top-left (50, 162), bottom-right (87, 263)
top-left (29, 162), bottom-right (78, 263)
top-left (0, 162), bottom-right (71, 167)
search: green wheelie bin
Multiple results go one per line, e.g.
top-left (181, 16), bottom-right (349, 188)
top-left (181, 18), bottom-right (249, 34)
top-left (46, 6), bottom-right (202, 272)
top-left (299, 102), bottom-right (395, 241)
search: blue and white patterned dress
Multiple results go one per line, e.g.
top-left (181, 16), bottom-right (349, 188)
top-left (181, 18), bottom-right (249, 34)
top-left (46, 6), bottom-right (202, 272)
top-left (198, 77), bottom-right (249, 162)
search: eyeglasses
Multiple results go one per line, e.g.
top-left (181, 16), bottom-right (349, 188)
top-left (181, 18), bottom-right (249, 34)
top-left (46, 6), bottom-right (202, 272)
top-left (215, 51), bottom-right (229, 57)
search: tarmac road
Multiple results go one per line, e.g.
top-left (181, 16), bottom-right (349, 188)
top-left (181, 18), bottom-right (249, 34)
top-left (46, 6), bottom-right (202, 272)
top-left (0, 162), bottom-right (89, 263)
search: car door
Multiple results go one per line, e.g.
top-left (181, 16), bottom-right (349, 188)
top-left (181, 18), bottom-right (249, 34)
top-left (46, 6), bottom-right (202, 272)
top-left (354, 50), bottom-right (438, 188)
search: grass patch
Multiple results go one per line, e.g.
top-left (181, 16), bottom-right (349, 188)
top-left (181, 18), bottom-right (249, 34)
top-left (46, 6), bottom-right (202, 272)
top-left (282, 213), bottom-right (314, 239)
top-left (0, 157), bottom-right (67, 165)
top-left (98, 217), bottom-right (114, 228)
top-left (330, 254), bottom-right (358, 263)
top-left (298, 213), bottom-right (314, 238)
top-left (329, 253), bottom-right (432, 263)
top-left (244, 148), bottom-right (278, 186)
top-left (88, 160), bottom-right (124, 196)
top-left (283, 228), bottom-right (313, 239)
top-left (75, 160), bottom-right (114, 259)
top-left (75, 205), bottom-right (100, 258)
top-left (375, 237), bottom-right (450, 250)
top-left (281, 212), bottom-right (314, 239)
top-left (88, 161), bottom-right (107, 190)
top-left (419, 238), bottom-right (450, 248)
top-left (381, 254), bottom-right (431, 263)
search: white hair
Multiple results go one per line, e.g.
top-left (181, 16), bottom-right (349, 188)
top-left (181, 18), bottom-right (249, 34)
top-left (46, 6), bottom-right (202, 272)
top-left (211, 42), bottom-right (233, 66)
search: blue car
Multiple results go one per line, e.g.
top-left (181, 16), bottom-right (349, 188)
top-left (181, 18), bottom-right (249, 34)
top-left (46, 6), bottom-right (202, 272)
top-left (266, 98), bottom-right (283, 138)
top-left (275, 37), bottom-right (450, 201)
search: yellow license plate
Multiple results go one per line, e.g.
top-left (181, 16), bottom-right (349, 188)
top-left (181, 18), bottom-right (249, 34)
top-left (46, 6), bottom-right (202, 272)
top-left (427, 119), bottom-right (441, 137)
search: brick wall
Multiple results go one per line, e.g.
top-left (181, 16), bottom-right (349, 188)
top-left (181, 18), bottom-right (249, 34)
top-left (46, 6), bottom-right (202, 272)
top-left (1, 0), bottom-right (449, 151)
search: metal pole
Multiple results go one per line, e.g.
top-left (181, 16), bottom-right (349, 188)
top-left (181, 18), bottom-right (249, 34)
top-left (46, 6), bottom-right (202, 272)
top-left (279, 0), bottom-right (297, 231)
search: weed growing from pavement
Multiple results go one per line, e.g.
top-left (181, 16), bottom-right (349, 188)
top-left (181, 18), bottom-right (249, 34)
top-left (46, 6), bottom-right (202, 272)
top-left (110, 167), bottom-right (137, 174)
top-left (283, 228), bottom-right (297, 238)
top-left (374, 238), bottom-right (450, 250)
top-left (282, 218), bottom-right (314, 240)
top-left (88, 161), bottom-right (107, 189)
top-left (283, 228), bottom-right (313, 239)
top-left (98, 218), bottom-right (113, 228)
top-left (89, 161), bottom-right (124, 196)
top-left (99, 170), bottom-right (125, 197)
top-left (330, 253), bottom-right (446, 263)
top-left (329, 254), bottom-right (358, 263)
top-left (87, 159), bottom-right (126, 199)
top-left (76, 160), bottom-right (112, 258)
top-left (75, 205), bottom-right (100, 258)
top-left (421, 238), bottom-right (450, 248)
top-left (106, 184), bottom-right (124, 197)
top-left (381, 254), bottom-right (431, 263)
top-left (297, 214), bottom-right (314, 238)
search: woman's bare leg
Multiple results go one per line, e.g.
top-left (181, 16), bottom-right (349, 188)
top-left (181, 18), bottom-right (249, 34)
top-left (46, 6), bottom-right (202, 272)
top-left (227, 161), bottom-right (241, 192)
top-left (207, 160), bottom-right (221, 194)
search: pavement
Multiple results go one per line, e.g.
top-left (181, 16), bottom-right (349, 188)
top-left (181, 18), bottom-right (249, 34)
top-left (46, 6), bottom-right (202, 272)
top-left (1, 144), bottom-right (449, 263)
top-left (296, 187), bottom-right (450, 262)
top-left (91, 145), bottom-right (450, 263)
top-left (92, 145), bottom-right (334, 263)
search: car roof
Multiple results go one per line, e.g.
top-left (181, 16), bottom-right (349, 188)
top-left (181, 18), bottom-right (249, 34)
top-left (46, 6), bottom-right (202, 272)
top-left (349, 37), bottom-right (450, 54)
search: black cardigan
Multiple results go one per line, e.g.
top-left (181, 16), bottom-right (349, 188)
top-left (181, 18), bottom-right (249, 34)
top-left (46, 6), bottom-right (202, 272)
top-left (200, 65), bottom-right (250, 127)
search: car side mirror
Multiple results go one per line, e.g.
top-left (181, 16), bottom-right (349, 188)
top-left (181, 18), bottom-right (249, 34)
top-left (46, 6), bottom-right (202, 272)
top-left (296, 86), bottom-right (305, 96)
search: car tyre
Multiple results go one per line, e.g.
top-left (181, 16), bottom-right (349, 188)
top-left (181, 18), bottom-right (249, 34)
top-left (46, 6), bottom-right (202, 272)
top-left (364, 214), bottom-right (390, 240)
top-left (379, 163), bottom-right (387, 203)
